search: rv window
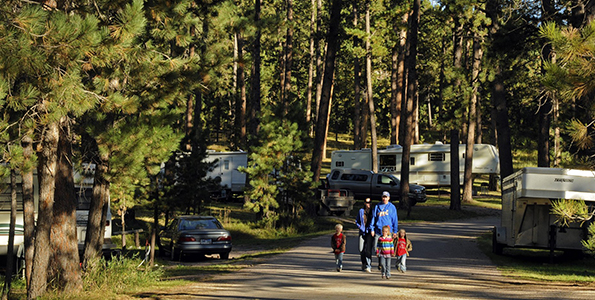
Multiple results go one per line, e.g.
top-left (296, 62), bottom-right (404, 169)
top-left (335, 161), bottom-right (344, 167)
top-left (428, 153), bottom-right (445, 161)
top-left (224, 160), bottom-right (230, 170)
top-left (379, 155), bottom-right (396, 166)
top-left (410, 157), bottom-right (415, 165)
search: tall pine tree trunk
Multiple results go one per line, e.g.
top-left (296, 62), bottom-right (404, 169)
top-left (29, 120), bottom-right (59, 299)
top-left (307, 0), bottom-right (317, 137)
top-left (314, 0), bottom-right (324, 126)
top-left (391, 12), bottom-right (407, 145)
top-left (365, 0), bottom-right (378, 172)
top-left (399, 0), bottom-right (420, 217)
top-left (83, 150), bottom-right (109, 266)
top-left (462, 37), bottom-right (482, 202)
top-left (282, 0), bottom-right (294, 117)
top-left (235, 32), bottom-right (247, 149)
top-left (249, 0), bottom-right (262, 148)
top-left (50, 120), bottom-right (82, 291)
top-left (493, 70), bottom-right (514, 179)
top-left (311, 0), bottom-right (342, 182)
top-left (353, 4), bottom-right (362, 149)
top-left (21, 135), bottom-right (35, 288)
top-left (450, 130), bottom-right (461, 210)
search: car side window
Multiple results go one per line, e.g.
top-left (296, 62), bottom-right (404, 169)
top-left (331, 170), bottom-right (341, 180)
top-left (355, 175), bottom-right (368, 181)
top-left (340, 174), bottom-right (354, 180)
top-left (378, 175), bottom-right (393, 185)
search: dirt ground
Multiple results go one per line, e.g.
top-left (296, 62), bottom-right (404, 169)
top-left (137, 211), bottom-right (595, 300)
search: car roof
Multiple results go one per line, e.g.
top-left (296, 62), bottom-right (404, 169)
top-left (177, 215), bottom-right (217, 220)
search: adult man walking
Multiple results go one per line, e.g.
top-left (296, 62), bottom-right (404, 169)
top-left (370, 191), bottom-right (398, 270)
top-left (355, 198), bottom-right (373, 272)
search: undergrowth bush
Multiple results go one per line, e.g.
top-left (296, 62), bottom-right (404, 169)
top-left (77, 256), bottom-right (162, 299)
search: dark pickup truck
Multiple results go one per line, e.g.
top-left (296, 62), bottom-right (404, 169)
top-left (326, 169), bottom-right (427, 203)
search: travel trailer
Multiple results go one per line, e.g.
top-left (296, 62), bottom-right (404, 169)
top-left (492, 167), bottom-right (595, 255)
top-left (330, 143), bottom-right (500, 187)
top-left (0, 165), bottom-right (114, 257)
top-left (205, 150), bottom-right (248, 198)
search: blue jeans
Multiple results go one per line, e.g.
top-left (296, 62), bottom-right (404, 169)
top-left (335, 252), bottom-right (344, 269)
top-left (396, 254), bottom-right (407, 272)
top-left (359, 234), bottom-right (371, 269)
top-left (379, 256), bottom-right (391, 277)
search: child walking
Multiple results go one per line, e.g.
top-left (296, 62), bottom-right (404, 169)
top-left (376, 225), bottom-right (394, 279)
top-left (331, 224), bottom-right (346, 272)
top-left (394, 228), bottom-right (412, 273)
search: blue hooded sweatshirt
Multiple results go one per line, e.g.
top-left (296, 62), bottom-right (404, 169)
top-left (370, 202), bottom-right (398, 235)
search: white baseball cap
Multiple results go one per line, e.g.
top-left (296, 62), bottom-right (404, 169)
top-left (382, 191), bottom-right (390, 197)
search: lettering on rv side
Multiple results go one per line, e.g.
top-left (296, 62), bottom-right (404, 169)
top-left (554, 178), bottom-right (574, 183)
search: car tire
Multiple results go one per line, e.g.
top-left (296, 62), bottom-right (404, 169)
top-left (220, 252), bottom-right (230, 260)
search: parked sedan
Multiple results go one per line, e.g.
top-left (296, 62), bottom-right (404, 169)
top-left (159, 215), bottom-right (232, 260)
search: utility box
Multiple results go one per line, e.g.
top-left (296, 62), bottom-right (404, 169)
top-left (493, 167), bottom-right (595, 254)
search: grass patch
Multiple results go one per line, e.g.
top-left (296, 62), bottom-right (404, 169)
top-left (477, 233), bottom-right (595, 283)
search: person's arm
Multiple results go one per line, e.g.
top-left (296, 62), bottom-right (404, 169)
top-left (391, 205), bottom-right (399, 237)
top-left (369, 207), bottom-right (377, 236)
top-left (355, 210), bottom-right (363, 232)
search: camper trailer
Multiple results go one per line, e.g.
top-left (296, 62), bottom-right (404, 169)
top-left (492, 167), bottom-right (595, 255)
top-left (205, 151), bottom-right (248, 198)
top-left (0, 165), bottom-right (114, 257)
top-left (330, 143), bottom-right (500, 187)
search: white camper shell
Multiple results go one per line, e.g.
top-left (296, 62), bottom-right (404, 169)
top-left (205, 151), bottom-right (248, 197)
top-left (493, 167), bottom-right (595, 254)
top-left (330, 143), bottom-right (499, 187)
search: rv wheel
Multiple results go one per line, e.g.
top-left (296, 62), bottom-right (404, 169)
top-left (492, 227), bottom-right (504, 255)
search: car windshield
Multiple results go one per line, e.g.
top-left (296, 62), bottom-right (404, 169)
top-left (179, 219), bottom-right (220, 230)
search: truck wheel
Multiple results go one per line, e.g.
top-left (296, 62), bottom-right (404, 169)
top-left (220, 252), bottom-right (230, 260)
top-left (317, 205), bottom-right (329, 216)
top-left (492, 227), bottom-right (504, 255)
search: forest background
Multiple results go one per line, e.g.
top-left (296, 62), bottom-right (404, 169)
top-left (1, 0), bottom-right (595, 299)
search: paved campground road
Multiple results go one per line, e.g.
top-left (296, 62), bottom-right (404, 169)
top-left (145, 215), bottom-right (595, 300)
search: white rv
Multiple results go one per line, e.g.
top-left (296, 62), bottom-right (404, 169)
top-left (205, 151), bottom-right (248, 198)
top-left (0, 165), bottom-right (113, 256)
top-left (493, 167), bottom-right (595, 254)
top-left (330, 143), bottom-right (500, 187)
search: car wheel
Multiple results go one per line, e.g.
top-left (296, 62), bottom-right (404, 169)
top-left (170, 244), bottom-right (180, 261)
top-left (220, 252), bottom-right (230, 260)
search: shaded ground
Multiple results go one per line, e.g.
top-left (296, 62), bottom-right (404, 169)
top-left (137, 214), bottom-right (595, 300)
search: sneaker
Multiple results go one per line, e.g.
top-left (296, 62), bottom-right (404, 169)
top-left (382, 274), bottom-right (385, 279)
top-left (397, 266), bottom-right (401, 272)
top-left (400, 269), bottom-right (405, 273)
top-left (386, 276), bottom-right (391, 280)
top-left (337, 267), bottom-right (341, 272)
top-left (378, 265), bottom-right (382, 270)
top-left (365, 268), bottom-right (372, 273)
